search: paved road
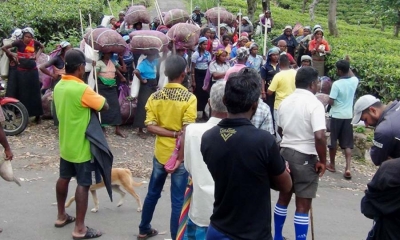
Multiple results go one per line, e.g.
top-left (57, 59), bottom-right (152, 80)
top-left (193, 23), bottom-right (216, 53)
top-left (0, 167), bottom-right (372, 240)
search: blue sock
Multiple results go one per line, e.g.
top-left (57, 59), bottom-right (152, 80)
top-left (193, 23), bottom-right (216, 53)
top-left (274, 204), bottom-right (287, 240)
top-left (294, 212), bottom-right (309, 240)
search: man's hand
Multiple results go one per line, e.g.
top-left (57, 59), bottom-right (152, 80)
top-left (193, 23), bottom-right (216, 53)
top-left (285, 161), bottom-right (290, 173)
top-left (166, 159), bottom-right (182, 174)
top-left (4, 148), bottom-right (13, 161)
top-left (315, 161), bottom-right (325, 177)
top-left (52, 74), bottom-right (59, 80)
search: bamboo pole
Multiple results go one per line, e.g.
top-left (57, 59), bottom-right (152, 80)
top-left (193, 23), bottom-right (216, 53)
top-left (238, 9), bottom-right (242, 38)
top-left (263, 15), bottom-right (268, 57)
top-left (217, 3), bottom-right (221, 40)
top-left (154, 0), bottom-right (165, 25)
top-left (88, 14), bottom-right (101, 122)
top-left (107, 0), bottom-right (114, 16)
top-left (79, 9), bottom-right (84, 37)
top-left (190, 0), bottom-right (193, 14)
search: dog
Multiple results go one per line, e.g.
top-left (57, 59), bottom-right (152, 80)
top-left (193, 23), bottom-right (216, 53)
top-left (65, 168), bottom-right (146, 213)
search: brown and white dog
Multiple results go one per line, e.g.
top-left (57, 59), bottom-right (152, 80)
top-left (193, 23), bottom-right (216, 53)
top-left (65, 168), bottom-right (146, 213)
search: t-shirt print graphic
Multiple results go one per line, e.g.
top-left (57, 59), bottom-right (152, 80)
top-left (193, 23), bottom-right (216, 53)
top-left (220, 128), bottom-right (236, 141)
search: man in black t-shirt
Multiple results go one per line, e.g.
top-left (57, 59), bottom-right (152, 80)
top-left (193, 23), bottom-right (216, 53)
top-left (201, 69), bottom-right (292, 240)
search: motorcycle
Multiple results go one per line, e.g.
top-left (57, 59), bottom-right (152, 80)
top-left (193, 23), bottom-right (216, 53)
top-left (0, 80), bottom-right (29, 136)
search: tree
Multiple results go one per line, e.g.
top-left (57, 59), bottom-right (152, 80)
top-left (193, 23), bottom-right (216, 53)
top-left (309, 0), bottom-right (319, 22)
top-left (367, 0), bottom-right (400, 37)
top-left (247, 0), bottom-right (257, 22)
top-left (302, 0), bottom-right (309, 14)
top-left (328, 0), bottom-right (338, 36)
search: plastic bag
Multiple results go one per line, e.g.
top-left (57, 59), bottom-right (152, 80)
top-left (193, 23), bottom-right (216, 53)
top-left (119, 84), bottom-right (137, 125)
top-left (164, 136), bottom-right (181, 171)
top-left (41, 89), bottom-right (53, 119)
top-left (0, 159), bottom-right (21, 186)
top-left (158, 59), bottom-right (168, 89)
top-left (131, 55), bottom-right (145, 98)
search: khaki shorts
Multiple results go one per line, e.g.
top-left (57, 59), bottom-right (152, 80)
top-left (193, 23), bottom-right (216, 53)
top-left (281, 147), bottom-right (319, 198)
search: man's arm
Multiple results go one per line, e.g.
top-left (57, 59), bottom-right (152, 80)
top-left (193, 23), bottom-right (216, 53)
top-left (0, 125), bottom-right (13, 160)
top-left (268, 139), bottom-right (292, 192)
top-left (328, 82), bottom-right (339, 106)
top-left (370, 130), bottom-right (392, 166)
top-left (267, 74), bottom-right (278, 96)
top-left (314, 130), bottom-right (327, 177)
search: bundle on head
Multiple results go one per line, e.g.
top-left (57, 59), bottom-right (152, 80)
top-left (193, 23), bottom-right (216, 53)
top-left (125, 5), bottom-right (151, 25)
top-left (84, 28), bottom-right (127, 54)
top-left (129, 30), bottom-right (169, 55)
top-left (205, 8), bottom-right (235, 26)
top-left (163, 9), bottom-right (190, 27)
top-left (166, 23), bottom-right (201, 51)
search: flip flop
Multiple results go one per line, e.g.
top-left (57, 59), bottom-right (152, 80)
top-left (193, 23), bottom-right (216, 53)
top-left (137, 228), bottom-right (158, 240)
top-left (72, 227), bottom-right (102, 240)
top-left (343, 171), bottom-right (352, 180)
top-left (54, 214), bottom-right (76, 228)
top-left (326, 164), bottom-right (336, 173)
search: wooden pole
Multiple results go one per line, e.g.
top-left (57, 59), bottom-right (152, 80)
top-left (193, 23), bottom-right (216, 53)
top-left (132, 0), bottom-right (134, 6)
top-left (217, 3), bottom-right (221, 40)
top-left (263, 15), bottom-right (268, 57)
top-left (79, 9), bottom-right (84, 37)
top-left (238, 9), bottom-right (242, 38)
top-left (107, 0), bottom-right (114, 16)
top-left (88, 14), bottom-right (101, 122)
top-left (154, 0), bottom-right (165, 25)
top-left (310, 205), bottom-right (315, 240)
top-left (190, 0), bottom-right (193, 14)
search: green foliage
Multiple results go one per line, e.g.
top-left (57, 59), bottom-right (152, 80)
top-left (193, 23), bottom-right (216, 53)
top-left (219, 1), bottom-right (400, 102)
top-left (355, 126), bottom-right (366, 134)
top-left (45, 29), bottom-right (82, 53)
top-left (0, 0), bottom-right (104, 45)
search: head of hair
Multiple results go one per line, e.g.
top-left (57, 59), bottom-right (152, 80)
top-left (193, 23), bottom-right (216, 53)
top-left (222, 35), bottom-right (231, 41)
top-left (295, 67), bottom-right (319, 89)
top-left (65, 49), bottom-right (86, 74)
top-left (225, 70), bottom-right (260, 114)
top-left (279, 54), bottom-right (289, 67)
top-left (363, 101), bottom-right (384, 114)
top-left (200, 27), bottom-right (211, 37)
top-left (210, 81), bottom-right (227, 113)
top-left (164, 55), bottom-right (186, 81)
top-left (336, 60), bottom-right (350, 74)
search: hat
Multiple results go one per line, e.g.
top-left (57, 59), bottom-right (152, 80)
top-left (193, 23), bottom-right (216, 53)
top-left (65, 49), bottom-right (86, 67)
top-left (242, 16), bottom-right (250, 24)
top-left (284, 25), bottom-right (292, 31)
top-left (236, 47), bottom-right (249, 59)
top-left (314, 28), bottom-right (324, 35)
top-left (119, 11), bottom-right (125, 15)
top-left (194, 6), bottom-right (200, 11)
top-left (60, 41), bottom-right (71, 49)
top-left (301, 55), bottom-right (312, 62)
top-left (304, 26), bottom-right (311, 31)
top-left (199, 37), bottom-right (208, 44)
top-left (351, 95), bottom-right (381, 124)
top-left (239, 36), bottom-right (249, 42)
top-left (313, 24), bottom-right (322, 32)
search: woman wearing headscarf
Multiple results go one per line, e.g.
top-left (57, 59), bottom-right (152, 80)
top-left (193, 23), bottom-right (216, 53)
top-left (309, 28), bottom-right (330, 76)
top-left (1, 27), bottom-right (44, 123)
top-left (247, 43), bottom-right (263, 73)
top-left (96, 52), bottom-right (127, 137)
top-left (133, 53), bottom-right (159, 138)
top-left (221, 35), bottom-right (232, 58)
top-left (200, 27), bottom-right (212, 53)
top-left (260, 10), bottom-right (274, 33)
top-left (40, 41), bottom-right (72, 91)
top-left (260, 47), bottom-right (280, 107)
top-left (240, 16), bottom-right (254, 40)
top-left (205, 46), bottom-right (229, 90)
top-left (191, 37), bottom-right (211, 119)
top-left (272, 25), bottom-right (298, 57)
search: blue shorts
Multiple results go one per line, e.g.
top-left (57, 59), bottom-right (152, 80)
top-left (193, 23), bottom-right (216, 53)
top-left (206, 224), bottom-right (232, 240)
top-left (183, 218), bottom-right (208, 240)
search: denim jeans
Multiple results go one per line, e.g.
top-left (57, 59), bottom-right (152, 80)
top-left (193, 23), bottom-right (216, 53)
top-left (139, 157), bottom-right (188, 240)
top-left (206, 224), bottom-right (232, 240)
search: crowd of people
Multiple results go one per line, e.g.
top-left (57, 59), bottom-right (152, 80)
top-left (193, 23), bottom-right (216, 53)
top-left (0, 5), bottom-right (399, 240)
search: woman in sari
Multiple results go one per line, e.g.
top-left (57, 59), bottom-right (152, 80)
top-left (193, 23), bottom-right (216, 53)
top-left (1, 27), bottom-right (44, 123)
top-left (247, 43), bottom-right (263, 73)
top-left (309, 28), bottom-right (330, 76)
top-left (39, 41), bottom-right (72, 91)
top-left (96, 52), bottom-right (127, 137)
top-left (191, 37), bottom-right (211, 119)
top-left (133, 53), bottom-right (159, 139)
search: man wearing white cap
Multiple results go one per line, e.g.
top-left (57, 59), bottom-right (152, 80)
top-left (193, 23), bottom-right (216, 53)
top-left (351, 95), bottom-right (400, 166)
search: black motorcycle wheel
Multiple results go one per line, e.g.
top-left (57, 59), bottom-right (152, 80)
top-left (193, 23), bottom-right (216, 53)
top-left (1, 101), bottom-right (29, 136)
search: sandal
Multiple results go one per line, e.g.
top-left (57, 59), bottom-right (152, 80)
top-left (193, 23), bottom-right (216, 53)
top-left (72, 227), bottom-right (102, 240)
top-left (326, 164), bottom-right (336, 173)
top-left (54, 214), bottom-right (76, 228)
top-left (137, 228), bottom-right (158, 240)
top-left (343, 171), bottom-right (352, 180)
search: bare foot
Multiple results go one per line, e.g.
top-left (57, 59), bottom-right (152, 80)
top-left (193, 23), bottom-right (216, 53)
top-left (137, 131), bottom-right (147, 139)
top-left (326, 163), bottom-right (336, 172)
top-left (343, 170), bottom-right (352, 180)
top-left (115, 130), bottom-right (126, 138)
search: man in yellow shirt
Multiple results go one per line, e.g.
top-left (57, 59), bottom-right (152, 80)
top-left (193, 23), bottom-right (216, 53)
top-left (137, 55), bottom-right (197, 240)
top-left (267, 54), bottom-right (296, 140)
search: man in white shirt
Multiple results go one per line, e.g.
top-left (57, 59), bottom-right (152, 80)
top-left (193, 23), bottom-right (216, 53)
top-left (273, 67), bottom-right (327, 240)
top-left (181, 81), bottom-right (227, 239)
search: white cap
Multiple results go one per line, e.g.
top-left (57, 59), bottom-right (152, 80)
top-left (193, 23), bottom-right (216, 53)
top-left (351, 95), bottom-right (380, 124)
